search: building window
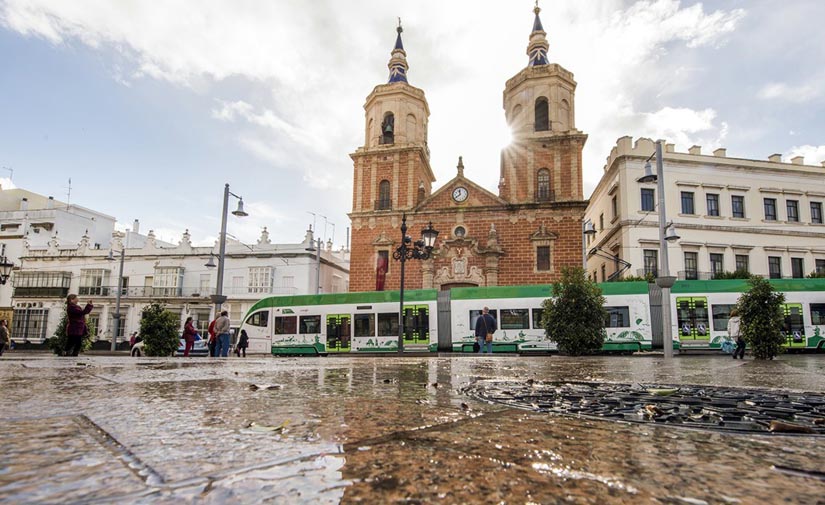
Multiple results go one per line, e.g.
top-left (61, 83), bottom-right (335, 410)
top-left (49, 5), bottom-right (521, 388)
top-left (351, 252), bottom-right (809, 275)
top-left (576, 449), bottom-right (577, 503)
top-left (791, 257), bottom-right (804, 278)
top-left (764, 198), bottom-right (777, 221)
top-left (811, 202), bottom-right (822, 224)
top-left (599, 213), bottom-right (604, 231)
top-left (816, 259), bottom-right (825, 274)
top-left (681, 192), bottom-right (695, 215)
top-left (536, 246), bottom-right (551, 271)
top-left (643, 249), bottom-right (658, 277)
top-left (710, 253), bottom-right (724, 278)
top-left (641, 188), bottom-right (655, 212)
top-left (79, 269), bottom-right (111, 296)
top-left (786, 200), bottom-right (799, 222)
top-left (611, 195), bottom-right (618, 220)
top-left (684, 252), bottom-right (698, 280)
top-left (534, 97), bottom-right (549, 131)
top-left (153, 267), bottom-right (184, 297)
top-left (731, 195), bottom-right (745, 218)
top-left (376, 250), bottom-right (389, 291)
top-left (735, 254), bottom-right (749, 273)
top-left (13, 271), bottom-right (72, 298)
top-left (12, 308), bottom-right (49, 342)
top-left (600, 264), bottom-right (606, 282)
top-left (706, 194), bottom-right (719, 217)
top-left (536, 168), bottom-right (551, 201)
top-left (199, 274), bottom-right (211, 294)
top-left (768, 256), bottom-right (781, 279)
top-left (377, 180), bottom-right (391, 210)
top-left (380, 112), bottom-right (394, 144)
top-left (248, 267), bottom-right (274, 294)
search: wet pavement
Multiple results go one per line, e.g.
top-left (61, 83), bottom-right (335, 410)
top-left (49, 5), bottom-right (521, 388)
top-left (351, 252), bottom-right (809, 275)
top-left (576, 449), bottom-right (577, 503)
top-left (1, 354), bottom-right (825, 504)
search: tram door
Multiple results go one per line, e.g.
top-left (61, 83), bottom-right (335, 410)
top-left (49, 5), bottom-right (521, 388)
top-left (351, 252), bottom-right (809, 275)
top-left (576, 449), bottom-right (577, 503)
top-left (676, 297), bottom-right (710, 341)
top-left (403, 305), bottom-right (430, 345)
top-left (782, 303), bottom-right (806, 348)
top-left (326, 314), bottom-right (351, 353)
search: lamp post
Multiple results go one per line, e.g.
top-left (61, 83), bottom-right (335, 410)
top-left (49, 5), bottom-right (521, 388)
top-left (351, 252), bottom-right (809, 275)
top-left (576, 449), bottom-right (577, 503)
top-left (392, 215), bottom-right (438, 354)
top-left (0, 256), bottom-right (14, 285)
top-left (637, 139), bottom-right (680, 358)
top-left (106, 248), bottom-right (126, 351)
top-left (209, 183), bottom-right (248, 314)
top-left (581, 220), bottom-right (596, 270)
top-left (305, 237), bottom-right (322, 294)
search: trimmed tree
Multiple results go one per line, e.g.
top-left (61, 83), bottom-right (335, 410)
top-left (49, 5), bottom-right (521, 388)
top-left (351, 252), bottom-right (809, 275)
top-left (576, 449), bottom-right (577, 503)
top-left (736, 276), bottom-right (786, 360)
top-left (140, 302), bottom-right (180, 357)
top-left (47, 308), bottom-right (94, 355)
top-left (541, 267), bottom-right (606, 355)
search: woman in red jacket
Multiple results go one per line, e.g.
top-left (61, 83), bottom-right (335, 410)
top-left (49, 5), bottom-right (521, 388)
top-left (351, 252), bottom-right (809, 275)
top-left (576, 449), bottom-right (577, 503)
top-left (183, 316), bottom-right (197, 357)
top-left (65, 294), bottom-right (93, 356)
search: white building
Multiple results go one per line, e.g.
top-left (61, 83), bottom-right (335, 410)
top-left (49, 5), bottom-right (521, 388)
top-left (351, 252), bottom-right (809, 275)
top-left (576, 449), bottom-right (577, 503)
top-left (0, 186), bottom-right (116, 323)
top-left (585, 137), bottom-right (825, 281)
top-left (12, 225), bottom-right (349, 344)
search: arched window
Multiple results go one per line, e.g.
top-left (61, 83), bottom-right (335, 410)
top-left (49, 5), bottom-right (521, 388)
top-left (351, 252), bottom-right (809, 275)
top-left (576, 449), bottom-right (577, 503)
top-left (377, 180), bottom-right (391, 210)
top-left (534, 97), bottom-right (549, 132)
top-left (537, 168), bottom-right (551, 202)
top-left (381, 113), bottom-right (395, 145)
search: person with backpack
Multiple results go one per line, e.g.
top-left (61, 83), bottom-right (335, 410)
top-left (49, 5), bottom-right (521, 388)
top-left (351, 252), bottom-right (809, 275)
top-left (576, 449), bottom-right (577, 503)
top-left (474, 306), bottom-right (497, 354)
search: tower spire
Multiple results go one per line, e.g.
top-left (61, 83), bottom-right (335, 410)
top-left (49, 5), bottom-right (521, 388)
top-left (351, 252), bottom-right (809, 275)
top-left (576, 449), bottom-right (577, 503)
top-left (388, 18), bottom-right (409, 83)
top-left (527, 2), bottom-right (549, 66)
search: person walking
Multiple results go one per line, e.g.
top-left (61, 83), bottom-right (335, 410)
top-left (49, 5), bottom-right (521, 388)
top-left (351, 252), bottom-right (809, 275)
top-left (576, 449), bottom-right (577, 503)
top-left (182, 316), bottom-right (197, 357)
top-left (236, 329), bottom-right (249, 357)
top-left (207, 317), bottom-right (217, 357)
top-left (474, 306), bottom-right (497, 354)
top-left (65, 294), bottom-right (93, 356)
top-left (0, 319), bottom-right (10, 356)
top-left (214, 310), bottom-right (231, 357)
top-left (729, 308), bottom-right (745, 359)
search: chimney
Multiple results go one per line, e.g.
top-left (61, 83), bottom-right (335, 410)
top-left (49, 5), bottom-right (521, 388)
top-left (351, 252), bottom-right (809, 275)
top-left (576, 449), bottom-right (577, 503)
top-left (665, 143), bottom-right (675, 153)
top-left (688, 145), bottom-right (702, 155)
top-left (768, 154), bottom-right (782, 162)
top-left (713, 148), bottom-right (727, 157)
top-left (133, 219), bottom-right (140, 234)
top-left (791, 156), bottom-right (804, 165)
top-left (47, 196), bottom-right (54, 209)
top-left (20, 197), bottom-right (28, 211)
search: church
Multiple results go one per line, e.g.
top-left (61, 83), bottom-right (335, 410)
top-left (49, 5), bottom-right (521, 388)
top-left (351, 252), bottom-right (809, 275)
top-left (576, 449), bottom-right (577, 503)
top-left (348, 6), bottom-right (587, 292)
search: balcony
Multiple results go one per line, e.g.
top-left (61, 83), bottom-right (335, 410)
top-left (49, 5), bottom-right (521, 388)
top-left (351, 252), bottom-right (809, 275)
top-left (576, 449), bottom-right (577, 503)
top-left (13, 286), bottom-right (70, 298)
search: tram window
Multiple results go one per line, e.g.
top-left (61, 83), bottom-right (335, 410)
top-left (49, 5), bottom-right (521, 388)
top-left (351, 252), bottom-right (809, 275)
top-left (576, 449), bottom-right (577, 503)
top-left (532, 308), bottom-right (544, 329)
top-left (500, 309), bottom-right (529, 329)
top-left (377, 313), bottom-right (399, 336)
top-left (299, 315), bottom-right (321, 334)
top-left (811, 304), bottom-right (825, 325)
top-left (274, 316), bottom-right (297, 335)
top-left (604, 306), bottom-right (630, 328)
top-left (354, 314), bottom-right (375, 337)
top-left (469, 309), bottom-right (498, 330)
top-left (712, 304), bottom-right (735, 332)
top-left (784, 306), bottom-right (804, 331)
top-left (245, 311), bottom-right (268, 327)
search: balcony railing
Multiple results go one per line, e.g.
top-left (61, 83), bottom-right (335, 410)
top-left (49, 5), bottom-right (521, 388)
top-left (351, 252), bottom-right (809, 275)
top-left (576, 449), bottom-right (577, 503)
top-left (61, 285), bottom-right (301, 298)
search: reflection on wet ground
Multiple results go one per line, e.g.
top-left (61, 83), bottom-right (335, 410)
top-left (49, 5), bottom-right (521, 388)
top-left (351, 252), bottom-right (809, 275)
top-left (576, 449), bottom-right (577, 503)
top-left (1, 354), bottom-right (824, 503)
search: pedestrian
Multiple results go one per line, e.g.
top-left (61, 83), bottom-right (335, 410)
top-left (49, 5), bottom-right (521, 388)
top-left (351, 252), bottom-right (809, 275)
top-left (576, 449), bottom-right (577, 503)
top-left (729, 308), bottom-right (745, 359)
top-left (474, 306), bottom-right (497, 354)
top-left (214, 310), bottom-right (231, 357)
top-left (236, 329), bottom-right (249, 357)
top-left (129, 332), bottom-right (137, 348)
top-left (64, 294), bottom-right (93, 357)
top-left (207, 316), bottom-right (217, 357)
top-left (183, 316), bottom-right (197, 357)
top-left (0, 319), bottom-right (10, 356)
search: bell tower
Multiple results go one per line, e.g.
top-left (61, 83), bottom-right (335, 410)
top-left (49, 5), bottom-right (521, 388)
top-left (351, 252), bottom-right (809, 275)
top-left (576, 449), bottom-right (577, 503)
top-left (499, 4), bottom-right (587, 205)
top-left (350, 22), bottom-right (435, 215)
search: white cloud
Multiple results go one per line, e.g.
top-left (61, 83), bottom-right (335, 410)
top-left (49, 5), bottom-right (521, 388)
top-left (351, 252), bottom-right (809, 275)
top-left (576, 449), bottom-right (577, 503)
top-left (758, 82), bottom-right (822, 102)
top-left (786, 145), bottom-right (825, 166)
top-left (0, 177), bottom-right (16, 190)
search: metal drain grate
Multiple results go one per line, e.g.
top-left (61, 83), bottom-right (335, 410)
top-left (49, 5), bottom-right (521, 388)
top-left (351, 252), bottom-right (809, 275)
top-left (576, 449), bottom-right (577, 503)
top-left (463, 380), bottom-right (825, 435)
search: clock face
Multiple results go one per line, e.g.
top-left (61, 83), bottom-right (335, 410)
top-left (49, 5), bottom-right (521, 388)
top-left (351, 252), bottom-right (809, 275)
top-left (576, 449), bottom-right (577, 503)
top-left (452, 186), bottom-right (468, 202)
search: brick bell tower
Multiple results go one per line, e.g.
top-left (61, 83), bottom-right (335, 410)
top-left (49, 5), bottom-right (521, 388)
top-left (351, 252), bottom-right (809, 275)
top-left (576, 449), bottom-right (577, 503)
top-left (499, 4), bottom-right (587, 204)
top-left (349, 22), bottom-right (436, 292)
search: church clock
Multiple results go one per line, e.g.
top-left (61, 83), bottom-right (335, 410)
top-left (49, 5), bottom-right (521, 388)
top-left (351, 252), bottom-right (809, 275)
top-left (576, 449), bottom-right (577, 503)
top-left (452, 186), bottom-right (468, 202)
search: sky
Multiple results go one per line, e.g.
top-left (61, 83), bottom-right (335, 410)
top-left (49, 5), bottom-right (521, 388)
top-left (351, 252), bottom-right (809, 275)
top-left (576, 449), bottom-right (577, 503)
top-left (1, 0), bottom-right (824, 248)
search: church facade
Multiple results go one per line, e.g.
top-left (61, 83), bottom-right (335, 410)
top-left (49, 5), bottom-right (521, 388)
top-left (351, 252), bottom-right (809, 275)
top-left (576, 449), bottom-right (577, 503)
top-left (348, 7), bottom-right (587, 292)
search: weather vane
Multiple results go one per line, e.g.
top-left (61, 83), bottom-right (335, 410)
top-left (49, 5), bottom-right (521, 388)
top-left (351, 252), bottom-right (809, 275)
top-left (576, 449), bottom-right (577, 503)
top-left (397, 17), bottom-right (402, 33)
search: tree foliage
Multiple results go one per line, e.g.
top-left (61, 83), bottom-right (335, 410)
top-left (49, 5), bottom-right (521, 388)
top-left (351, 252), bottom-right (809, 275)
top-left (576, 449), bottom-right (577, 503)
top-left (736, 276), bottom-right (786, 360)
top-left (47, 308), bottom-right (93, 355)
top-left (140, 302), bottom-right (180, 357)
top-left (713, 270), bottom-right (751, 280)
top-left (541, 267), bottom-right (606, 355)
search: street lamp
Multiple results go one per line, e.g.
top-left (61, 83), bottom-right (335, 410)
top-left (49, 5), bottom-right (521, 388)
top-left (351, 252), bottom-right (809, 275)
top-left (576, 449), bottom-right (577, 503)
top-left (210, 183), bottom-right (248, 313)
top-left (636, 139), bottom-right (680, 358)
top-left (392, 214), bottom-right (438, 354)
top-left (106, 248), bottom-right (125, 351)
top-left (305, 238), bottom-right (322, 295)
top-left (0, 256), bottom-right (14, 285)
top-left (581, 220), bottom-right (596, 270)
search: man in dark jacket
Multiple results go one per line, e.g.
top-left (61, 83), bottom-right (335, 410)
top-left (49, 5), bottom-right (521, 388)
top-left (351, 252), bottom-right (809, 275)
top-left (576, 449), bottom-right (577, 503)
top-left (65, 294), bottom-right (93, 356)
top-left (474, 306), bottom-right (497, 354)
